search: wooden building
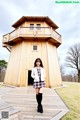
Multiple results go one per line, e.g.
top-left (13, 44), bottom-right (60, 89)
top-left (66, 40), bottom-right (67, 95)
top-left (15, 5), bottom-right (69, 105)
top-left (2, 16), bottom-right (62, 87)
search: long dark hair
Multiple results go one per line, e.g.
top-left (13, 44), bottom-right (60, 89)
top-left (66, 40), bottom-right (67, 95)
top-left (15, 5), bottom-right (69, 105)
top-left (34, 58), bottom-right (44, 67)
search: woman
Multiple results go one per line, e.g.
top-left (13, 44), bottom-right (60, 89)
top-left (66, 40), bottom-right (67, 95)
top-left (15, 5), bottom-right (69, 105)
top-left (31, 58), bottom-right (46, 113)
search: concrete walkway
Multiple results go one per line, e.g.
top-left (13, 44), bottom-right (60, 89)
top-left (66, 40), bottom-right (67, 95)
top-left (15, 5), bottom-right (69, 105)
top-left (0, 85), bottom-right (69, 120)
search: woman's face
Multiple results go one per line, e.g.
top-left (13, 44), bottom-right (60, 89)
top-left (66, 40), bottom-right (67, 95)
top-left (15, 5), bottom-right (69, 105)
top-left (36, 61), bottom-right (41, 67)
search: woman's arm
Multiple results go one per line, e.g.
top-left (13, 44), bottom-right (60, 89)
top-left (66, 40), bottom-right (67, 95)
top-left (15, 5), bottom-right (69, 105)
top-left (31, 68), bottom-right (35, 79)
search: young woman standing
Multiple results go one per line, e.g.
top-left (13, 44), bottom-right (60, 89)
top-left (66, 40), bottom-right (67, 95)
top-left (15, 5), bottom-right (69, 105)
top-left (31, 58), bottom-right (46, 113)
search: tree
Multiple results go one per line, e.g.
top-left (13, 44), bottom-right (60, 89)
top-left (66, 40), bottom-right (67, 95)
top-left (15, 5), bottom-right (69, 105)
top-left (66, 43), bottom-right (80, 82)
top-left (60, 64), bottom-right (65, 76)
top-left (58, 57), bottom-right (65, 76)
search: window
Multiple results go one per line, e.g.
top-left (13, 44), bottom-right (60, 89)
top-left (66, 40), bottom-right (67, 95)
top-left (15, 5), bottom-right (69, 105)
top-left (36, 24), bottom-right (41, 30)
top-left (30, 24), bottom-right (34, 30)
top-left (33, 45), bottom-right (37, 50)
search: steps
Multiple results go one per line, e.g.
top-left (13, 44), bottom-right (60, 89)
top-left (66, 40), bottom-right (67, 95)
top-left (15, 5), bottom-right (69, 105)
top-left (0, 97), bottom-right (20, 120)
top-left (0, 86), bottom-right (69, 120)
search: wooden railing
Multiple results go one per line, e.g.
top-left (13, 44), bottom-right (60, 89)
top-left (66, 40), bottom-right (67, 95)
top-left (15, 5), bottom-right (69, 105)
top-left (3, 27), bottom-right (62, 44)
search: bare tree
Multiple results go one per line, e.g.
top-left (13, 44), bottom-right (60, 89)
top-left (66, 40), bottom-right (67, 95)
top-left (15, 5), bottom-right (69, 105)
top-left (58, 57), bottom-right (65, 76)
top-left (60, 64), bottom-right (65, 76)
top-left (66, 43), bottom-right (80, 82)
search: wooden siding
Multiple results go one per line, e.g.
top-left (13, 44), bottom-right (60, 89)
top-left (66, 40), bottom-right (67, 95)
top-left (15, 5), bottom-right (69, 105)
top-left (4, 40), bottom-right (50, 87)
top-left (47, 42), bottom-right (62, 87)
top-left (4, 42), bottom-right (22, 86)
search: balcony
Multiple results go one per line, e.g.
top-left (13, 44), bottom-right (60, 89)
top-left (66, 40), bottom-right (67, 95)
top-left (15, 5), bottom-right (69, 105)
top-left (2, 27), bottom-right (62, 46)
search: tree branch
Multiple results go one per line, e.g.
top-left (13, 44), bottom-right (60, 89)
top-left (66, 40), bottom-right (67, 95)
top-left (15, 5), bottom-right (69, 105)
top-left (66, 64), bottom-right (77, 69)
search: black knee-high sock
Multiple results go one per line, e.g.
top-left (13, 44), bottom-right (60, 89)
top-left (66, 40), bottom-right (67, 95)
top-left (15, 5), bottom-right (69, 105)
top-left (36, 94), bottom-right (39, 104)
top-left (36, 93), bottom-right (43, 105)
top-left (38, 93), bottom-right (43, 105)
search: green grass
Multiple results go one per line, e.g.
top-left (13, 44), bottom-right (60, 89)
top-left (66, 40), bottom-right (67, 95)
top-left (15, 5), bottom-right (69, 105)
top-left (0, 85), bottom-right (4, 88)
top-left (56, 82), bottom-right (80, 120)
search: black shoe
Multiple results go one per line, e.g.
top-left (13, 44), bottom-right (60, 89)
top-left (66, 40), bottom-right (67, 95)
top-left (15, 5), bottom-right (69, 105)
top-left (37, 105), bottom-right (40, 112)
top-left (39, 104), bottom-right (43, 113)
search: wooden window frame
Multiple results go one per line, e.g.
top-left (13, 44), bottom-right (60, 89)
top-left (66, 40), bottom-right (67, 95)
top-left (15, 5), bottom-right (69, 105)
top-left (36, 24), bottom-right (41, 30)
top-left (33, 45), bottom-right (37, 50)
top-left (30, 24), bottom-right (34, 30)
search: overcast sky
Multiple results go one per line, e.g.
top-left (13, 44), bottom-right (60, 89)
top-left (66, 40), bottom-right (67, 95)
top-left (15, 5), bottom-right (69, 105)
top-left (0, 0), bottom-right (80, 64)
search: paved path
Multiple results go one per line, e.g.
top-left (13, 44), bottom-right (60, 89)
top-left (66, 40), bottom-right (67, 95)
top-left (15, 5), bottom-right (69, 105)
top-left (0, 86), bottom-right (69, 120)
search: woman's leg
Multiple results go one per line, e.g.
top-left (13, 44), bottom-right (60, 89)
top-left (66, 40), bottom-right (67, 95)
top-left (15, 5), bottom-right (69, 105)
top-left (35, 88), bottom-right (40, 94)
top-left (38, 87), bottom-right (45, 113)
top-left (39, 87), bottom-right (44, 93)
top-left (35, 88), bottom-right (44, 113)
top-left (35, 88), bottom-right (40, 112)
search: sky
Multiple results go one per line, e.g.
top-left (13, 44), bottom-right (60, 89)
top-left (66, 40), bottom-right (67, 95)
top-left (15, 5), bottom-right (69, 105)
top-left (0, 0), bottom-right (80, 67)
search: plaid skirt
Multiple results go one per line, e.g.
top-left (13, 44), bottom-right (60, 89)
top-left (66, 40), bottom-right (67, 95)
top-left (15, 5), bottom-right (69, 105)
top-left (33, 81), bottom-right (46, 88)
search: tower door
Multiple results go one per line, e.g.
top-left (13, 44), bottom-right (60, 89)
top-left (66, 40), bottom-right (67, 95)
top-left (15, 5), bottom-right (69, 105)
top-left (28, 70), bottom-right (34, 85)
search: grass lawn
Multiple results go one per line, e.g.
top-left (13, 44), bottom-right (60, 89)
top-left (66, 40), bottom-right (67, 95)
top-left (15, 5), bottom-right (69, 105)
top-left (0, 84), bottom-right (4, 88)
top-left (56, 82), bottom-right (80, 120)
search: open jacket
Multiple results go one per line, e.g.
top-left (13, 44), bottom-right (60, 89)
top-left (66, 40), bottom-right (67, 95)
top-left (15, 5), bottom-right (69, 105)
top-left (31, 67), bottom-right (46, 82)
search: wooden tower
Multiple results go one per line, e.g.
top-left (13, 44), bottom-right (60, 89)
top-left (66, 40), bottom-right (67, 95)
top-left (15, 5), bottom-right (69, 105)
top-left (2, 16), bottom-right (62, 87)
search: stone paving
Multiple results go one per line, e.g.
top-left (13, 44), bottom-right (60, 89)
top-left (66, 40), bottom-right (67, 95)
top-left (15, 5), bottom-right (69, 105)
top-left (0, 85), bottom-right (69, 120)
